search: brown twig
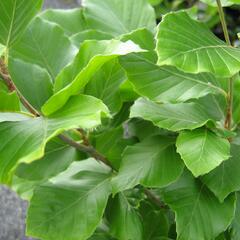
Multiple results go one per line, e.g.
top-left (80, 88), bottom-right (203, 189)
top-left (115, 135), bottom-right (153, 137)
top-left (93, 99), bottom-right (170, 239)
top-left (144, 189), bottom-right (168, 209)
top-left (0, 59), bottom-right (40, 116)
top-left (78, 128), bottom-right (90, 145)
top-left (58, 134), bottom-right (113, 169)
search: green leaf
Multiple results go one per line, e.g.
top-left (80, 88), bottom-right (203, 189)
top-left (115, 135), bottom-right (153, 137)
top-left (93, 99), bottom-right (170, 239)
top-left (120, 53), bottom-right (225, 103)
top-left (93, 126), bottom-right (136, 170)
top-left (10, 17), bottom-right (77, 80)
top-left (88, 224), bottom-right (116, 240)
top-left (0, 91), bottom-right (20, 111)
top-left (13, 138), bottom-right (80, 200)
top-left (27, 159), bottom-right (112, 240)
top-left (230, 193), bottom-right (240, 240)
top-left (120, 28), bottom-right (156, 52)
top-left (148, 0), bottom-right (163, 6)
top-left (202, 144), bottom-right (240, 202)
top-left (160, 170), bottom-right (236, 240)
top-left (71, 30), bottom-right (112, 48)
top-left (42, 39), bottom-right (142, 115)
top-left (112, 135), bottom-right (184, 193)
top-left (139, 202), bottom-right (169, 239)
top-left (9, 59), bottom-right (53, 111)
top-left (127, 119), bottom-right (164, 141)
top-left (84, 58), bottom-right (126, 113)
top-left (0, 94), bottom-right (109, 183)
top-left (130, 98), bottom-right (215, 131)
top-left (82, 0), bottom-right (156, 37)
top-left (120, 28), bottom-right (157, 63)
top-left (156, 11), bottom-right (240, 77)
top-left (0, 0), bottom-right (43, 48)
top-left (107, 193), bottom-right (143, 240)
top-left (40, 8), bottom-right (87, 36)
top-left (176, 128), bottom-right (230, 177)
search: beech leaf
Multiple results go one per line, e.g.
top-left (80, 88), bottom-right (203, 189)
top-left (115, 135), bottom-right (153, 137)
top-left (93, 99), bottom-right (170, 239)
top-left (156, 11), bottom-right (240, 77)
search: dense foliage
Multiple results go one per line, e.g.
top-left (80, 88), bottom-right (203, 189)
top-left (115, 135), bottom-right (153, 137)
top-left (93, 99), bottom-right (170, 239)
top-left (1, 0), bottom-right (240, 239)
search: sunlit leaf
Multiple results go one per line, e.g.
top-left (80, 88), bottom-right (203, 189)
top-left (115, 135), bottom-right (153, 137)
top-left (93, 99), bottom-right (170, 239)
top-left (176, 128), bottom-right (230, 177)
top-left (42, 39), bottom-right (142, 115)
top-left (156, 11), bottom-right (240, 77)
top-left (202, 144), bottom-right (240, 201)
top-left (82, 0), bottom-right (156, 36)
top-left (120, 53), bottom-right (225, 103)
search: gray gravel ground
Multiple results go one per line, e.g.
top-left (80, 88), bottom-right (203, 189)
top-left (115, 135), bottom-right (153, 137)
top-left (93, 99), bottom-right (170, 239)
top-left (0, 1), bottom-right (81, 240)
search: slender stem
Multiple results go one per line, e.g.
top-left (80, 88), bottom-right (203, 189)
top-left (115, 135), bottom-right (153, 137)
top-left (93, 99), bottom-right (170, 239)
top-left (216, 0), bottom-right (234, 130)
top-left (78, 128), bottom-right (90, 146)
top-left (0, 59), bottom-right (166, 209)
top-left (58, 134), bottom-right (114, 169)
top-left (0, 59), bottom-right (40, 116)
top-left (216, 0), bottom-right (231, 45)
top-left (144, 189), bottom-right (168, 209)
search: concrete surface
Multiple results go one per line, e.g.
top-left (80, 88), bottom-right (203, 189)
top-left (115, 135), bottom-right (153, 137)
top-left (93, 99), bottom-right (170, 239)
top-left (0, 1), bottom-right (81, 240)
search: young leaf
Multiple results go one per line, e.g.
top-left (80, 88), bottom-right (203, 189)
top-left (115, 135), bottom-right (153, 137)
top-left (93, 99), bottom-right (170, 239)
top-left (42, 40), bottom-right (142, 115)
top-left (82, 0), bottom-right (156, 37)
top-left (120, 53), bottom-right (225, 103)
top-left (106, 193), bottom-right (144, 240)
top-left (202, 144), bottom-right (240, 202)
top-left (27, 159), bottom-right (112, 240)
top-left (10, 17), bottom-right (77, 80)
top-left (0, 0), bottom-right (43, 48)
top-left (160, 170), bottom-right (236, 240)
top-left (156, 11), bottom-right (240, 77)
top-left (9, 59), bottom-right (53, 110)
top-left (40, 8), bottom-right (87, 36)
top-left (0, 95), bottom-right (109, 183)
top-left (130, 98), bottom-right (215, 131)
top-left (176, 128), bottom-right (230, 177)
top-left (112, 135), bottom-right (184, 193)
